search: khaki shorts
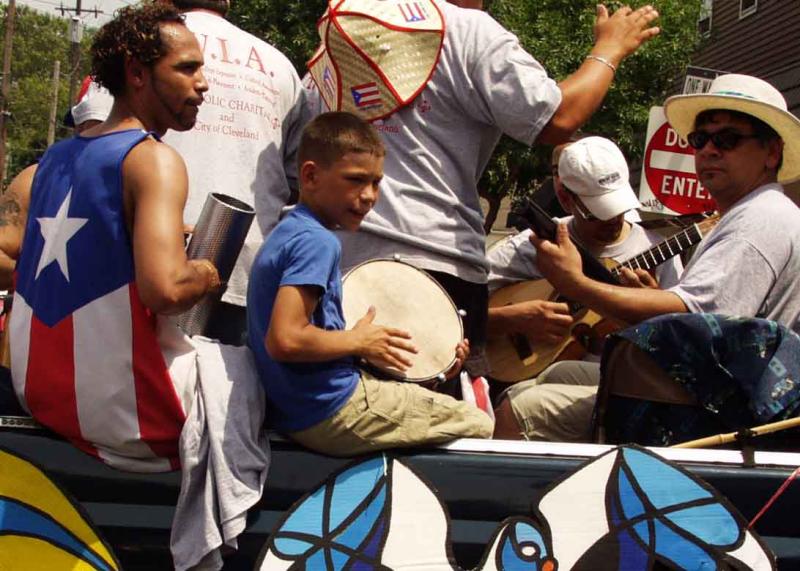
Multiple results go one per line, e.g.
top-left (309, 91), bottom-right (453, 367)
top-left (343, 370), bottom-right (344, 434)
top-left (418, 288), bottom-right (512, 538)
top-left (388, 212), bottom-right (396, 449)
top-left (289, 375), bottom-right (493, 457)
top-left (503, 361), bottom-right (601, 442)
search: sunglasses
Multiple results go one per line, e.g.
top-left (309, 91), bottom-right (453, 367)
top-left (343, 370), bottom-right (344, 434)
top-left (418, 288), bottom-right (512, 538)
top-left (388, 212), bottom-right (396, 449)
top-left (686, 129), bottom-right (760, 151)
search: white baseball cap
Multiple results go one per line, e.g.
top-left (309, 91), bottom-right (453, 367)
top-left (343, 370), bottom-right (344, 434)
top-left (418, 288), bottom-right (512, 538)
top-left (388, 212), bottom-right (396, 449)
top-left (558, 136), bottom-right (641, 221)
top-left (71, 81), bottom-right (113, 126)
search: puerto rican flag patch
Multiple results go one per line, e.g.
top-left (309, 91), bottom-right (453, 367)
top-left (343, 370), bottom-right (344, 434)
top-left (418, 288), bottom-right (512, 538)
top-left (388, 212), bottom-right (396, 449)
top-left (351, 82), bottom-right (381, 109)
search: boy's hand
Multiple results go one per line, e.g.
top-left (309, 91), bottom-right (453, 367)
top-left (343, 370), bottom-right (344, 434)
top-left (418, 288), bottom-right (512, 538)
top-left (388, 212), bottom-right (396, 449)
top-left (444, 338), bottom-right (470, 381)
top-left (352, 306), bottom-right (418, 371)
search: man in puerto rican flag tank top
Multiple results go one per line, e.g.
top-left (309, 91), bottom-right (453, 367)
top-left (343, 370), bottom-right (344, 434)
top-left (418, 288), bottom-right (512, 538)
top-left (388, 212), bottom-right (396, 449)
top-left (0, 3), bottom-right (221, 472)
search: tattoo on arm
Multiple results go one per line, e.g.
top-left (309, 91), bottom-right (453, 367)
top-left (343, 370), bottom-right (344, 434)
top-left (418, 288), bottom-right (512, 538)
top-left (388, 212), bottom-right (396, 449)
top-left (0, 191), bottom-right (23, 228)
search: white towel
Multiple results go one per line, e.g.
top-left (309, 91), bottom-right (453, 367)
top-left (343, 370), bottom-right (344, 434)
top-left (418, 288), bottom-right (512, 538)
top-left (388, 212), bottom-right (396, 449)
top-left (171, 338), bottom-right (270, 571)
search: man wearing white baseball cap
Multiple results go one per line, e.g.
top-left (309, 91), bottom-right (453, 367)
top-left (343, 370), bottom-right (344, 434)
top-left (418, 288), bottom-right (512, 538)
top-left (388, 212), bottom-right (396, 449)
top-left (490, 137), bottom-right (682, 441)
top-left (494, 74), bottom-right (800, 442)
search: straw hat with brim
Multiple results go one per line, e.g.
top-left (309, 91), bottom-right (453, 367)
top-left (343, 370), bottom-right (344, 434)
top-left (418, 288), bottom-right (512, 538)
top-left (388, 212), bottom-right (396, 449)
top-left (308, 0), bottom-right (445, 122)
top-left (664, 74), bottom-right (800, 184)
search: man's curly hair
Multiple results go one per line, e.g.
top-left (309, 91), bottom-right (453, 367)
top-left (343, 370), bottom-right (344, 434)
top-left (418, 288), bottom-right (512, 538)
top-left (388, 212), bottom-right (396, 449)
top-left (91, 3), bottom-right (186, 97)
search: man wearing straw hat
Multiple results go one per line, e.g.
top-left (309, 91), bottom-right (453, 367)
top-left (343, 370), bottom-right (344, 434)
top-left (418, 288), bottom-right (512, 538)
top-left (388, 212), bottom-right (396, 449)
top-left (494, 73), bottom-right (800, 441)
top-left (307, 1), bottom-right (660, 379)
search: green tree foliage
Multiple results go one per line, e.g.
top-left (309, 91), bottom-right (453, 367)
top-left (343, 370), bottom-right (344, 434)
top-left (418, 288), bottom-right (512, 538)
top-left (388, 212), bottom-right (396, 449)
top-left (228, 0), bottom-right (327, 71)
top-left (480, 0), bottom-right (704, 229)
top-left (0, 5), bottom-right (93, 180)
top-left (229, 0), bottom-right (702, 229)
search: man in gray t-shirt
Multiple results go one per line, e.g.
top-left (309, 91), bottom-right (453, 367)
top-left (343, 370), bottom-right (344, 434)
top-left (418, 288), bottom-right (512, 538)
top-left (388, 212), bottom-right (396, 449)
top-left (311, 1), bottom-right (660, 375)
top-left (494, 74), bottom-right (800, 441)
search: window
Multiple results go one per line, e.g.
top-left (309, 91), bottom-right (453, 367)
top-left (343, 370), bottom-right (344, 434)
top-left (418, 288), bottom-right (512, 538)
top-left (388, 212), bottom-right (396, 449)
top-left (698, 0), bottom-right (713, 36)
top-left (740, 0), bottom-right (757, 19)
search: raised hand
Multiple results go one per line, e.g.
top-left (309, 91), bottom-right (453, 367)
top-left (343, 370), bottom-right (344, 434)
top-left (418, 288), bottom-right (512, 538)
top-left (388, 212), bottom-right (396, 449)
top-left (592, 4), bottom-right (660, 66)
top-left (352, 306), bottom-right (418, 371)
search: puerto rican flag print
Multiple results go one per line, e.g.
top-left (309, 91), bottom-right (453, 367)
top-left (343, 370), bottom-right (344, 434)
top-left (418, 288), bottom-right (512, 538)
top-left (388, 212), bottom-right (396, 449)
top-left (399, 2), bottom-right (428, 23)
top-left (10, 132), bottom-right (194, 473)
top-left (323, 66), bottom-right (336, 99)
top-left (351, 82), bottom-right (382, 109)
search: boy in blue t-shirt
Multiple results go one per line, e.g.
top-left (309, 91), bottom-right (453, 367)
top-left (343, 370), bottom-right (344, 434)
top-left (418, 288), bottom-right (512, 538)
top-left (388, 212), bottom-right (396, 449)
top-left (247, 112), bottom-right (492, 456)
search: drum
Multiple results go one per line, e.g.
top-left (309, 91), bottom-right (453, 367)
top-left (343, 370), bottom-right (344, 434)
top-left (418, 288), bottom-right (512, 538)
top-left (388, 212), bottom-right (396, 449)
top-left (341, 259), bottom-right (463, 383)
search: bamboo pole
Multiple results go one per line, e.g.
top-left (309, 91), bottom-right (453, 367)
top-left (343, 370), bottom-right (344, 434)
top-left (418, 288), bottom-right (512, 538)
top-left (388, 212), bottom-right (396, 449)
top-left (672, 416), bottom-right (800, 449)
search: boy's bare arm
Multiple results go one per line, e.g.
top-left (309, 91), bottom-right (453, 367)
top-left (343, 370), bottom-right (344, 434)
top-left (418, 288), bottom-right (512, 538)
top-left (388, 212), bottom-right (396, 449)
top-left (266, 284), bottom-right (417, 370)
top-left (0, 165), bottom-right (36, 289)
top-left (123, 140), bottom-right (219, 315)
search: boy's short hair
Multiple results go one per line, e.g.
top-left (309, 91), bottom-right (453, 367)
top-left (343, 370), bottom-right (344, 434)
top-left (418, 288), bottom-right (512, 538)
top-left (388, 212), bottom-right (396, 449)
top-left (299, 112), bottom-right (385, 168)
top-left (91, 3), bottom-right (185, 97)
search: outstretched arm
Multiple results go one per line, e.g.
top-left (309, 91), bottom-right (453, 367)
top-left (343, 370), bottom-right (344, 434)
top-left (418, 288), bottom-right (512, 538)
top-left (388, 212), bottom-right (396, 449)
top-left (531, 223), bottom-right (687, 323)
top-left (537, 4), bottom-right (660, 144)
top-left (0, 165), bottom-right (36, 289)
top-left (123, 140), bottom-right (220, 315)
top-left (267, 284), bottom-right (418, 371)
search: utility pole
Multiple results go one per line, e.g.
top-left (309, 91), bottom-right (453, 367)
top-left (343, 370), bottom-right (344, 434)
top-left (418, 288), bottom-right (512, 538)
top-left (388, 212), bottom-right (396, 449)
top-left (47, 60), bottom-right (61, 146)
top-left (0, 0), bottom-right (16, 187)
top-left (67, 5), bottom-right (82, 108)
top-left (56, 2), bottom-right (103, 107)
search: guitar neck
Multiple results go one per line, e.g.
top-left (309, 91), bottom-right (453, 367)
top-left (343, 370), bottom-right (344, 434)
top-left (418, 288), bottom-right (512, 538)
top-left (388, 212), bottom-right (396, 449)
top-left (612, 223), bottom-right (704, 275)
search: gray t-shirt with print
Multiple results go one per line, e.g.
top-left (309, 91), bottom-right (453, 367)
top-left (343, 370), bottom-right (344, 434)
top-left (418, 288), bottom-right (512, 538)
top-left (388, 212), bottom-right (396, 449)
top-left (322, 1), bottom-right (562, 283)
top-left (487, 217), bottom-right (684, 293)
top-left (669, 184), bottom-right (800, 334)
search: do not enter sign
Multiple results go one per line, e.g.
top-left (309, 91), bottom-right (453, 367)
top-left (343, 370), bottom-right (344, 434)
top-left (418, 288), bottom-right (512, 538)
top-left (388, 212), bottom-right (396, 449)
top-left (639, 107), bottom-right (717, 215)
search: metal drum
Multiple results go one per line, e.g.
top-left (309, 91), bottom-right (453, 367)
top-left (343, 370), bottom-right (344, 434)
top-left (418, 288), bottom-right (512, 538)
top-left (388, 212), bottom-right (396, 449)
top-left (176, 193), bottom-right (255, 337)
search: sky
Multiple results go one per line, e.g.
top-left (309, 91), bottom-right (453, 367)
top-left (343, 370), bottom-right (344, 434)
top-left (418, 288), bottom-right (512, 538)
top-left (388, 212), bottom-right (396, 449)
top-left (14, 0), bottom-right (132, 28)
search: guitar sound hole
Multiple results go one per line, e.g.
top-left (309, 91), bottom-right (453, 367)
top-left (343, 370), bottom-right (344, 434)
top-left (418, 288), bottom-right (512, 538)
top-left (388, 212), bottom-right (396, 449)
top-left (510, 333), bottom-right (533, 360)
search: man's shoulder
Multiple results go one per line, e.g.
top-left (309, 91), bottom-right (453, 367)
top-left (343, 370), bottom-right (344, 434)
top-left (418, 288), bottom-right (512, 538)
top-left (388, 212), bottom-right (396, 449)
top-left (726, 185), bottom-right (800, 233)
top-left (440, 0), bottom-right (512, 49)
top-left (270, 210), bottom-right (337, 251)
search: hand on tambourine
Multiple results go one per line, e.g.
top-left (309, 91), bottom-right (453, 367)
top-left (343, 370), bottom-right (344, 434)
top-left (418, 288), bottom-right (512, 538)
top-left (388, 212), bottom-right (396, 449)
top-left (353, 306), bottom-right (418, 371)
top-left (443, 338), bottom-right (470, 381)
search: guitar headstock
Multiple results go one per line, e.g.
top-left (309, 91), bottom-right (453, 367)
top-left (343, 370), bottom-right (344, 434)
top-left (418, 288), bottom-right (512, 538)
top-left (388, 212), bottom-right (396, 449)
top-left (696, 211), bottom-right (721, 236)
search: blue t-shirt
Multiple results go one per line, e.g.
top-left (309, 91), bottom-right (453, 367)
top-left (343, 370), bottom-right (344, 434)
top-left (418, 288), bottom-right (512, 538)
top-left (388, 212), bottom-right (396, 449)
top-left (246, 205), bottom-right (359, 432)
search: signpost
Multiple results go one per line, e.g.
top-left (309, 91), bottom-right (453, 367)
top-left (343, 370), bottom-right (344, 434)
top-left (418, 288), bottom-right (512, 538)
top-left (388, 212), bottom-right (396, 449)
top-left (638, 106), bottom-right (717, 215)
top-left (682, 65), bottom-right (725, 95)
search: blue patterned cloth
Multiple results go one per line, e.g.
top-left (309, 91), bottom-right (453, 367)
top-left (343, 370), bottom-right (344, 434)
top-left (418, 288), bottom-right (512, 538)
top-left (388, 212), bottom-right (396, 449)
top-left (599, 313), bottom-right (800, 446)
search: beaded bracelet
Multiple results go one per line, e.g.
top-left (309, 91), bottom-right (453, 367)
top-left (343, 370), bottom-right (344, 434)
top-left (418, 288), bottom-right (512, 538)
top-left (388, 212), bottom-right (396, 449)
top-left (586, 55), bottom-right (617, 74)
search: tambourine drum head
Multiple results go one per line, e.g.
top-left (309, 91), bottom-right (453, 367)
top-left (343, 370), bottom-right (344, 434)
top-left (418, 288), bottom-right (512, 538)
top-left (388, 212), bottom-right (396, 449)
top-left (342, 260), bottom-right (463, 382)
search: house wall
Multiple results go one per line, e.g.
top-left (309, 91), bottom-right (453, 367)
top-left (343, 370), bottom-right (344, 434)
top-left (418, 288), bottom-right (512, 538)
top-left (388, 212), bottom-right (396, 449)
top-left (692, 0), bottom-right (800, 117)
